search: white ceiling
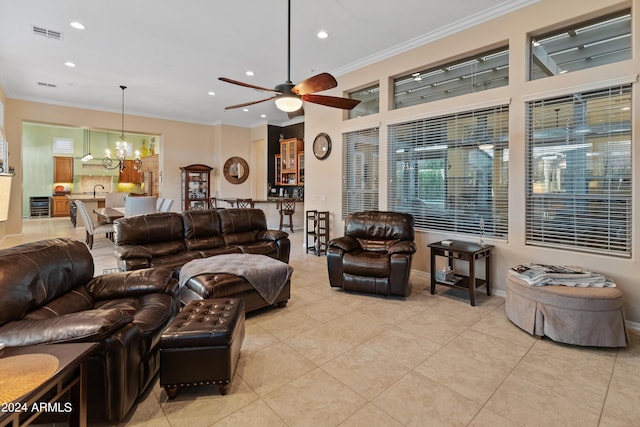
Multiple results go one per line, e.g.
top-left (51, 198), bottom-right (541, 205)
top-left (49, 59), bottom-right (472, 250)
top-left (0, 0), bottom-right (535, 128)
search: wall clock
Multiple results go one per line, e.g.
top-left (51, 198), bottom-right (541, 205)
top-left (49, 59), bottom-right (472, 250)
top-left (313, 133), bottom-right (332, 160)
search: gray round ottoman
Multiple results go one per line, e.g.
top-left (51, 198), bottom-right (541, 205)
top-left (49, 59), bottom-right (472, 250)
top-left (505, 273), bottom-right (627, 347)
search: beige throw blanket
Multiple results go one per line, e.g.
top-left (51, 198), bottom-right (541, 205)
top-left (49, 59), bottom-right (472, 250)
top-left (179, 254), bottom-right (293, 304)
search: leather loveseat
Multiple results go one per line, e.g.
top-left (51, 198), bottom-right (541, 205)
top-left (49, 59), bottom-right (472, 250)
top-left (327, 211), bottom-right (417, 297)
top-left (113, 208), bottom-right (290, 271)
top-left (0, 238), bottom-right (180, 422)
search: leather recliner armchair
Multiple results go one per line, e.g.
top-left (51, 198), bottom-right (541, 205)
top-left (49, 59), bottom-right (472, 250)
top-left (327, 211), bottom-right (417, 297)
top-left (0, 238), bottom-right (180, 422)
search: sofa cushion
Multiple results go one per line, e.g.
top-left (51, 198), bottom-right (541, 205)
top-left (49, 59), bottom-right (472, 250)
top-left (115, 212), bottom-right (186, 255)
top-left (0, 308), bottom-right (133, 346)
top-left (219, 208), bottom-right (267, 245)
top-left (235, 241), bottom-right (280, 258)
top-left (182, 209), bottom-right (225, 250)
top-left (23, 286), bottom-right (94, 320)
top-left (343, 251), bottom-right (390, 278)
top-left (0, 238), bottom-right (94, 327)
top-left (86, 267), bottom-right (178, 300)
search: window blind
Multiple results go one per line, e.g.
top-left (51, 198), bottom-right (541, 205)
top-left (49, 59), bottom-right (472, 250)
top-left (388, 106), bottom-right (509, 238)
top-left (342, 127), bottom-right (379, 218)
top-left (525, 85), bottom-right (632, 257)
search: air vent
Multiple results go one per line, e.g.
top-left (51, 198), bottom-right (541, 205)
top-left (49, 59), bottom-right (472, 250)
top-left (31, 25), bottom-right (63, 40)
top-left (37, 82), bottom-right (57, 88)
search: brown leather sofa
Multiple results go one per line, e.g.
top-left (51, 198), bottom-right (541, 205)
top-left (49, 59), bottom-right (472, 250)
top-left (0, 238), bottom-right (180, 422)
top-left (327, 211), bottom-right (417, 297)
top-left (113, 208), bottom-right (290, 271)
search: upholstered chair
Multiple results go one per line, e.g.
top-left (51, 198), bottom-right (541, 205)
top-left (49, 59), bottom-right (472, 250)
top-left (75, 200), bottom-right (114, 249)
top-left (327, 211), bottom-right (416, 297)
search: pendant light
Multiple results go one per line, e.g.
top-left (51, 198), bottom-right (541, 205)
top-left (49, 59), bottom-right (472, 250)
top-left (102, 85), bottom-right (140, 172)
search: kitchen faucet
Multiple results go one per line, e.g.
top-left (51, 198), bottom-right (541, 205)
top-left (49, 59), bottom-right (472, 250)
top-left (93, 184), bottom-right (105, 198)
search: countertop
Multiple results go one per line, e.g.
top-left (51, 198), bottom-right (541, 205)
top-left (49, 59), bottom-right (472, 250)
top-left (65, 193), bottom-right (107, 201)
top-left (218, 198), bottom-right (304, 204)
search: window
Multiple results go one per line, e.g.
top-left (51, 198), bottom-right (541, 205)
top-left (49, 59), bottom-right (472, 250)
top-left (342, 127), bottom-right (379, 218)
top-left (525, 85), bottom-right (631, 257)
top-left (393, 47), bottom-right (509, 109)
top-left (530, 10), bottom-right (631, 80)
top-left (53, 137), bottom-right (74, 154)
top-left (348, 84), bottom-right (379, 119)
top-left (388, 106), bottom-right (509, 238)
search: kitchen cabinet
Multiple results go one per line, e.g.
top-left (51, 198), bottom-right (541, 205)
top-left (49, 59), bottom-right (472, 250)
top-left (52, 195), bottom-right (70, 217)
top-left (279, 138), bottom-right (304, 186)
top-left (118, 159), bottom-right (142, 184)
top-left (53, 156), bottom-right (74, 183)
top-left (274, 154), bottom-right (281, 185)
top-left (180, 164), bottom-right (212, 210)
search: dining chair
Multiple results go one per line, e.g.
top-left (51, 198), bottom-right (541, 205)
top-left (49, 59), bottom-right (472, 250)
top-left (278, 198), bottom-right (297, 232)
top-left (236, 198), bottom-right (254, 208)
top-left (124, 196), bottom-right (157, 216)
top-left (105, 192), bottom-right (127, 208)
top-left (159, 199), bottom-right (174, 212)
top-left (209, 197), bottom-right (218, 209)
top-left (75, 200), bottom-right (115, 249)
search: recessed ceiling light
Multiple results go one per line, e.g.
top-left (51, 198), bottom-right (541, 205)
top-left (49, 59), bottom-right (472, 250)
top-left (317, 30), bottom-right (328, 39)
top-left (243, 108), bottom-right (249, 112)
top-left (64, 61), bottom-right (76, 67)
top-left (70, 21), bottom-right (85, 30)
top-left (261, 114), bottom-right (267, 118)
top-left (246, 71), bottom-right (254, 76)
top-left (208, 91), bottom-right (215, 96)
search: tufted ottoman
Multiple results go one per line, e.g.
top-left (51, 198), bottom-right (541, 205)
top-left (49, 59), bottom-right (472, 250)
top-left (159, 298), bottom-right (245, 398)
top-left (506, 273), bottom-right (627, 347)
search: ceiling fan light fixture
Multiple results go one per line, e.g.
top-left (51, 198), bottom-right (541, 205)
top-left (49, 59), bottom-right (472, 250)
top-left (275, 95), bottom-right (303, 112)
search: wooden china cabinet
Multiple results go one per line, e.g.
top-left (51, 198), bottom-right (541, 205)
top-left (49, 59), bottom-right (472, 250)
top-left (180, 164), bottom-right (212, 210)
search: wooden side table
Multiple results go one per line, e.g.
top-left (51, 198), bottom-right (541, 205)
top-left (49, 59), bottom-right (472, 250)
top-left (428, 240), bottom-right (493, 306)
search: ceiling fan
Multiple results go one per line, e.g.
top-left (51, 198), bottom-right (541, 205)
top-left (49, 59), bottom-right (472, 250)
top-left (219, 0), bottom-right (360, 118)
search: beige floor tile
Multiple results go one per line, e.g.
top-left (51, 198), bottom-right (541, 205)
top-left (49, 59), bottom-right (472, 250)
top-left (360, 327), bottom-right (441, 369)
top-left (602, 364), bottom-right (640, 425)
top-left (236, 341), bottom-right (316, 396)
top-left (415, 346), bottom-right (511, 405)
top-left (485, 375), bottom-right (601, 427)
top-left (253, 308), bottom-right (322, 340)
top-left (286, 286), bottom-right (329, 308)
top-left (446, 328), bottom-right (530, 370)
top-left (264, 368), bottom-right (367, 427)
top-left (240, 322), bottom-right (279, 352)
top-left (398, 306), bottom-right (472, 346)
top-left (322, 344), bottom-right (410, 400)
top-left (210, 399), bottom-right (285, 426)
top-left (512, 341), bottom-right (615, 410)
top-left (123, 390), bottom-right (171, 427)
top-left (338, 403), bottom-right (404, 427)
top-left (598, 411), bottom-right (638, 427)
top-left (159, 376), bottom-right (259, 427)
top-left (284, 323), bottom-right (360, 365)
top-left (373, 371), bottom-right (481, 426)
top-left (467, 408), bottom-right (520, 427)
top-left (471, 306), bottom-right (537, 349)
top-left (294, 298), bottom-right (355, 323)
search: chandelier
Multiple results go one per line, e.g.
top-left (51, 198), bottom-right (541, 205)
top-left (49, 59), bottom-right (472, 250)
top-left (103, 85), bottom-right (141, 172)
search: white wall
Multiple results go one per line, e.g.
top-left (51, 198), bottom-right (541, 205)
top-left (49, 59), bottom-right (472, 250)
top-left (304, 0), bottom-right (640, 324)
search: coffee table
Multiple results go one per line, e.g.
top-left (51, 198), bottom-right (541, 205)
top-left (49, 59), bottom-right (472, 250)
top-left (0, 343), bottom-right (97, 427)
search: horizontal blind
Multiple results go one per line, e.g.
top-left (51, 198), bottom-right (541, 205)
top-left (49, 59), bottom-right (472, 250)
top-left (342, 127), bottom-right (379, 218)
top-left (525, 85), bottom-right (632, 257)
top-left (388, 106), bottom-right (509, 238)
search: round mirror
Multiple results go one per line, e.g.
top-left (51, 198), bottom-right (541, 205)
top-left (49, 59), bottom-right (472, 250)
top-left (223, 157), bottom-right (249, 184)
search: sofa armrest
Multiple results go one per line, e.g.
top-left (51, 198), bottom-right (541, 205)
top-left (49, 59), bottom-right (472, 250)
top-left (0, 308), bottom-right (133, 347)
top-left (328, 236), bottom-right (360, 252)
top-left (388, 240), bottom-right (417, 255)
top-left (257, 229), bottom-right (289, 241)
top-left (114, 244), bottom-right (152, 261)
top-left (86, 267), bottom-right (179, 301)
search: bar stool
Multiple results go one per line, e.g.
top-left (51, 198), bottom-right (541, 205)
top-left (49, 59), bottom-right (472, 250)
top-left (236, 198), bottom-right (254, 208)
top-left (278, 198), bottom-right (296, 232)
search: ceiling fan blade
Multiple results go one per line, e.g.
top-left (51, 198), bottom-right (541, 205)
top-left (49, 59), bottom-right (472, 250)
top-left (292, 73), bottom-right (338, 95)
top-left (219, 77), bottom-right (280, 93)
top-left (302, 94), bottom-right (361, 110)
top-left (224, 96), bottom-right (276, 110)
top-left (288, 107), bottom-right (304, 119)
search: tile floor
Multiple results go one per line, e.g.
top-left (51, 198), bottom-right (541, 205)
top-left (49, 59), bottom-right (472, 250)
top-left (2, 217), bottom-right (639, 427)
